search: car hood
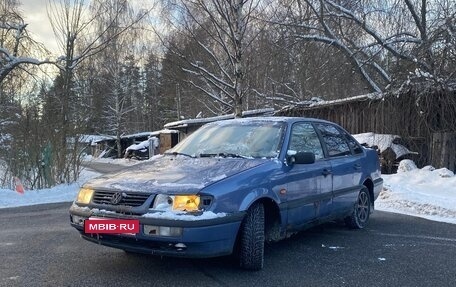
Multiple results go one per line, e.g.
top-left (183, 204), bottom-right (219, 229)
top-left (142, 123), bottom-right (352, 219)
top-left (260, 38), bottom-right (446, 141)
top-left (85, 155), bottom-right (270, 194)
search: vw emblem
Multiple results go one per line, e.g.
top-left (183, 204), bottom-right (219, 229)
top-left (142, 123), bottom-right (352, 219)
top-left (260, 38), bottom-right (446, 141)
top-left (110, 192), bottom-right (123, 205)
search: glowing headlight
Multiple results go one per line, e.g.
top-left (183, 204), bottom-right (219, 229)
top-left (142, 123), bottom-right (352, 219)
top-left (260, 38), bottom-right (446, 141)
top-left (153, 194), bottom-right (201, 212)
top-left (173, 195), bottom-right (200, 211)
top-left (76, 188), bottom-right (94, 204)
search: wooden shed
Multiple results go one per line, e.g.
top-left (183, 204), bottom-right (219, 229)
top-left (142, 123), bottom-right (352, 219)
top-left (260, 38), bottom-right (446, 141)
top-left (276, 89), bottom-right (456, 171)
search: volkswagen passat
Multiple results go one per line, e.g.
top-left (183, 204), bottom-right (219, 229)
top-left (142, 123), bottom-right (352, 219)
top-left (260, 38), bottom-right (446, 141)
top-left (70, 117), bottom-right (383, 270)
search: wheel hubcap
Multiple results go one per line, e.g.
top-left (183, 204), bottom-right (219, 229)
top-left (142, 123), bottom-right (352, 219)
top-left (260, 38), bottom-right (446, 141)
top-left (357, 192), bottom-right (369, 222)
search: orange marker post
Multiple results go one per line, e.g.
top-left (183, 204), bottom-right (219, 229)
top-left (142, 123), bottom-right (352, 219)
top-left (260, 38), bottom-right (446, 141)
top-left (14, 177), bottom-right (25, 194)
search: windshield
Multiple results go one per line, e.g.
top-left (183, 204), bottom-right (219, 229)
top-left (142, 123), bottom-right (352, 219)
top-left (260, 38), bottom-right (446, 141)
top-left (169, 120), bottom-right (286, 159)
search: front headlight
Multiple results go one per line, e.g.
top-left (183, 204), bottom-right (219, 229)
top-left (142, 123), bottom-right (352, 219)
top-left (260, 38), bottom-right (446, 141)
top-left (76, 188), bottom-right (94, 204)
top-left (173, 195), bottom-right (200, 211)
top-left (153, 194), bottom-right (201, 212)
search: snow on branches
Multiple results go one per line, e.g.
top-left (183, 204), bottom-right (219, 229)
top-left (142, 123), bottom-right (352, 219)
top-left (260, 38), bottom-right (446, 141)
top-left (0, 21), bottom-right (53, 82)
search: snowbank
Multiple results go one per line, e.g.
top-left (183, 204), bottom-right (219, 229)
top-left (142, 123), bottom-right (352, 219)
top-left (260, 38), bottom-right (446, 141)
top-left (376, 161), bottom-right (456, 224)
top-left (0, 169), bottom-right (101, 209)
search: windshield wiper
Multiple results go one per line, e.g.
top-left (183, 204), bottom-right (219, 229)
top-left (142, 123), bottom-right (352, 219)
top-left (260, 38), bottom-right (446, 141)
top-left (221, 153), bottom-right (248, 159)
top-left (165, 151), bottom-right (195, 158)
top-left (199, 153), bottom-right (217, 158)
top-left (199, 153), bottom-right (247, 159)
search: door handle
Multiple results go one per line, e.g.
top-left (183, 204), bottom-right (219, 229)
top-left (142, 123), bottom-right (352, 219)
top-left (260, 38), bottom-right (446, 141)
top-left (354, 163), bottom-right (361, 170)
top-left (322, 169), bottom-right (332, 176)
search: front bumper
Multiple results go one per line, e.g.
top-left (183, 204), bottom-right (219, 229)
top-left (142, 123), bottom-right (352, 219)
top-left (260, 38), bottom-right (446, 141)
top-left (69, 204), bottom-right (245, 258)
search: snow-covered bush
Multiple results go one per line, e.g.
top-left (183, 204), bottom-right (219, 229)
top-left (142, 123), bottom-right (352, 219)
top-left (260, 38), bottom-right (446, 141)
top-left (397, 159), bottom-right (417, 173)
top-left (421, 165), bottom-right (435, 171)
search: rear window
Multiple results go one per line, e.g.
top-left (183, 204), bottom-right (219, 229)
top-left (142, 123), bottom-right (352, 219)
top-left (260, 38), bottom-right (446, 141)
top-left (315, 124), bottom-right (351, 157)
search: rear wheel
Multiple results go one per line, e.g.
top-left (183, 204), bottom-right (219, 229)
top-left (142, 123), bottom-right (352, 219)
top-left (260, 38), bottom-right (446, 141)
top-left (345, 187), bottom-right (370, 229)
top-left (239, 202), bottom-right (265, 270)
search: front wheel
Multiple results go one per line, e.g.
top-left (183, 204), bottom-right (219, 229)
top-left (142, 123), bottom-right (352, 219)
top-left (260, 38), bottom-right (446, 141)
top-left (239, 202), bottom-right (265, 270)
top-left (345, 187), bottom-right (371, 229)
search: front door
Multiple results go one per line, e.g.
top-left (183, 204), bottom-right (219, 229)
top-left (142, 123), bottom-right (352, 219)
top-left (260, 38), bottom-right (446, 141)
top-left (285, 122), bottom-right (332, 229)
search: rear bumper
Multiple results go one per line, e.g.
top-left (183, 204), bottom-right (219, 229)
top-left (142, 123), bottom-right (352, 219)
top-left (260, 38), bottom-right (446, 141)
top-left (69, 204), bottom-right (244, 258)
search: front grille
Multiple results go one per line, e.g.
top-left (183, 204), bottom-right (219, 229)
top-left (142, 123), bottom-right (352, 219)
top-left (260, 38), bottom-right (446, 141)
top-left (92, 190), bottom-right (151, 207)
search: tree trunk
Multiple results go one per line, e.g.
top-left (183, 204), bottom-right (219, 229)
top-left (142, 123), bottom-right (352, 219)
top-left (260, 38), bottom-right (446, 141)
top-left (431, 132), bottom-right (456, 171)
top-left (233, 0), bottom-right (244, 118)
top-left (234, 96), bottom-right (243, 118)
top-left (116, 132), bottom-right (122, 158)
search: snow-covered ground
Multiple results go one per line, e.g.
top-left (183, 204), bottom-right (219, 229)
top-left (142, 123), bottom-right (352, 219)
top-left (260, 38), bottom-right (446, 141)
top-left (0, 169), bottom-right (100, 209)
top-left (376, 160), bottom-right (456, 224)
top-left (1, 158), bottom-right (456, 226)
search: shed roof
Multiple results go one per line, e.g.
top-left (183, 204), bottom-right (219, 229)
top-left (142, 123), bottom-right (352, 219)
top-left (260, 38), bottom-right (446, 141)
top-left (279, 92), bottom-right (384, 113)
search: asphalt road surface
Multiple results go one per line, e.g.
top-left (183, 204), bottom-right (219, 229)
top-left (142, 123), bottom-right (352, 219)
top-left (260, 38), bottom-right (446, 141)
top-left (1, 203), bottom-right (456, 287)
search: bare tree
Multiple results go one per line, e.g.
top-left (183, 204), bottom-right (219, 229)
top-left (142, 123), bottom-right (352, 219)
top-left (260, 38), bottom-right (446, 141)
top-left (0, 22), bottom-right (51, 82)
top-left (46, 0), bottom-right (150, 182)
top-left (164, 0), bottom-right (264, 117)
top-left (103, 57), bottom-right (138, 158)
top-left (0, 0), bottom-right (52, 83)
top-left (0, 0), bottom-right (52, 189)
top-left (270, 0), bottom-right (456, 92)
top-left (91, 0), bottom-right (148, 158)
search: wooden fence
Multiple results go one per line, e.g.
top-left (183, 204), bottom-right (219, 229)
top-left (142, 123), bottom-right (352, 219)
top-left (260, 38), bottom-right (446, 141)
top-left (276, 89), bottom-right (456, 171)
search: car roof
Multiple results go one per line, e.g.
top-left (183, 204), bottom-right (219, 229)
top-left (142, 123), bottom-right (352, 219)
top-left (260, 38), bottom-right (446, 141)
top-left (207, 116), bottom-right (335, 125)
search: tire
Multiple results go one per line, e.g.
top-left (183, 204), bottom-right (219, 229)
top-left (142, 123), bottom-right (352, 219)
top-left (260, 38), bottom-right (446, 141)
top-left (239, 202), bottom-right (265, 271)
top-left (345, 187), bottom-right (371, 229)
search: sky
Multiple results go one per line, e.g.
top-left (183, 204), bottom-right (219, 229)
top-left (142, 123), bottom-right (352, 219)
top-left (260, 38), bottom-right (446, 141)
top-left (20, 0), bottom-right (60, 55)
top-left (19, 0), bottom-right (163, 58)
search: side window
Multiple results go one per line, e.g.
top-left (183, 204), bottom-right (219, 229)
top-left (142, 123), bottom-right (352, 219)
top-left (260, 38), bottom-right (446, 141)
top-left (345, 135), bottom-right (363, 154)
top-left (315, 124), bottom-right (351, 157)
top-left (289, 123), bottom-right (324, 160)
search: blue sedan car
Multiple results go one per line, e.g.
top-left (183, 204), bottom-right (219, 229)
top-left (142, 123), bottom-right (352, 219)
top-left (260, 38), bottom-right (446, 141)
top-left (70, 117), bottom-right (383, 270)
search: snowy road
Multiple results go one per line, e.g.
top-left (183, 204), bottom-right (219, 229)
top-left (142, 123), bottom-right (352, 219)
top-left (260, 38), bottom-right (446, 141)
top-left (1, 203), bottom-right (456, 287)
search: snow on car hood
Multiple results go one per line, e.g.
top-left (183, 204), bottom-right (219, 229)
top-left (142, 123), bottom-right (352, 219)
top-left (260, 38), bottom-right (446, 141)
top-left (84, 155), bottom-right (269, 194)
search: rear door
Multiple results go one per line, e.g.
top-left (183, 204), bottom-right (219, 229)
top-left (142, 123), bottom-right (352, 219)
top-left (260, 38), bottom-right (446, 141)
top-left (285, 122), bottom-right (332, 228)
top-left (314, 123), bottom-right (363, 216)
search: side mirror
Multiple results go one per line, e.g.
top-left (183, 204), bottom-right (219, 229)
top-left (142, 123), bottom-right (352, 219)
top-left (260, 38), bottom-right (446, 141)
top-left (286, 151), bottom-right (315, 165)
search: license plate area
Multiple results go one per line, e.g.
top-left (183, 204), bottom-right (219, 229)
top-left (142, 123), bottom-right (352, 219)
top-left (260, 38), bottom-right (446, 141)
top-left (84, 218), bottom-right (140, 235)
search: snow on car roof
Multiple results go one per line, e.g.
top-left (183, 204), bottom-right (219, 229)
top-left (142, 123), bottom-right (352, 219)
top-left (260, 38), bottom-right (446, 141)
top-left (164, 108), bottom-right (275, 128)
top-left (201, 117), bottom-right (336, 128)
